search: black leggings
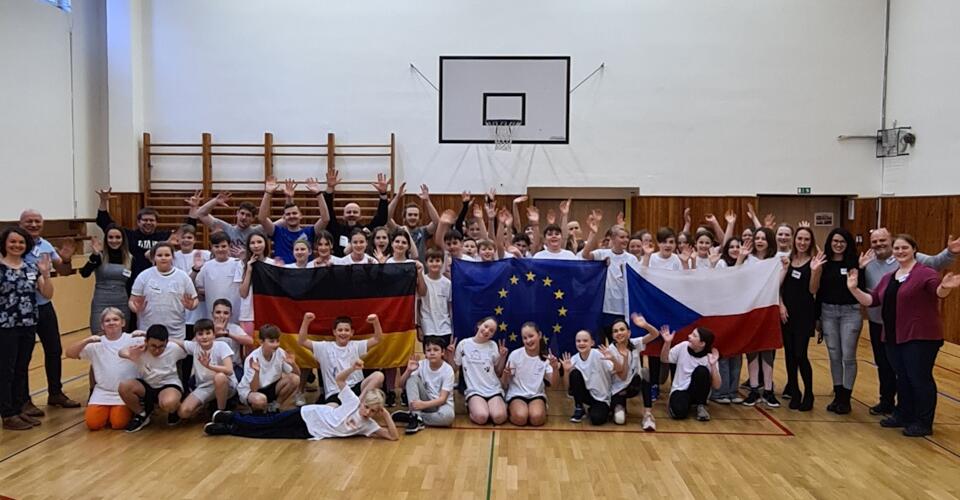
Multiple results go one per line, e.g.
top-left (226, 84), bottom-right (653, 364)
top-left (227, 408), bottom-right (312, 439)
top-left (0, 327), bottom-right (35, 418)
top-left (568, 369), bottom-right (609, 425)
top-left (611, 374), bottom-right (652, 409)
top-left (668, 366), bottom-right (711, 419)
top-left (781, 321), bottom-right (813, 396)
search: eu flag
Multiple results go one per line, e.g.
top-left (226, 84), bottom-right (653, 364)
top-left (451, 259), bottom-right (607, 355)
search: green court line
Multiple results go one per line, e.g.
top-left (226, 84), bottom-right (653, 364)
top-left (485, 430), bottom-right (496, 500)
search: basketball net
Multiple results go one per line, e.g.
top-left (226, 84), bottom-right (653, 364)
top-left (491, 120), bottom-right (518, 151)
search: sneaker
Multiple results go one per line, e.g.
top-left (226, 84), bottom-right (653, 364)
top-left (167, 412), bottom-right (181, 426)
top-left (696, 404), bottom-right (711, 421)
top-left (570, 406), bottom-right (586, 423)
top-left (742, 390), bottom-right (760, 407)
top-left (47, 393), bottom-right (81, 408)
top-left (405, 414), bottom-right (425, 434)
top-left (211, 410), bottom-right (233, 425)
top-left (869, 402), bottom-right (895, 416)
top-left (386, 391), bottom-right (397, 408)
top-left (267, 401), bottom-right (280, 413)
top-left (126, 413), bottom-right (151, 433)
top-left (21, 400), bottom-right (45, 417)
top-left (711, 396), bottom-right (731, 405)
top-left (902, 424), bottom-right (932, 437)
top-left (203, 422), bottom-right (231, 436)
top-left (730, 395), bottom-right (745, 404)
top-left (391, 410), bottom-right (411, 424)
top-left (294, 393), bottom-right (307, 407)
top-left (762, 391), bottom-right (781, 408)
top-left (613, 405), bottom-right (626, 425)
top-left (642, 413), bottom-right (656, 432)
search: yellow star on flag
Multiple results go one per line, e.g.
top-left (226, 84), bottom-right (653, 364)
top-left (558, 307), bottom-right (568, 317)
top-left (542, 276), bottom-right (553, 287)
top-left (494, 306), bottom-right (504, 315)
top-left (509, 332), bottom-right (518, 342)
top-left (554, 289), bottom-right (565, 300)
top-left (509, 275), bottom-right (520, 285)
top-left (498, 288), bottom-right (508, 298)
top-left (499, 322), bottom-right (507, 332)
top-left (553, 323), bottom-right (562, 333)
top-left (525, 271), bottom-right (536, 281)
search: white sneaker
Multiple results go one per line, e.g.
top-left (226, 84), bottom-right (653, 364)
top-left (294, 393), bottom-right (306, 407)
top-left (642, 413), bottom-right (656, 432)
top-left (613, 405), bottom-right (626, 425)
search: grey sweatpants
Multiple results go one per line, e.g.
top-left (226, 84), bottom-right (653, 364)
top-left (405, 372), bottom-right (455, 427)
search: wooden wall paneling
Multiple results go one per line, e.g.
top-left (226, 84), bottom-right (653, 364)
top-left (880, 196), bottom-right (948, 256)
top-left (103, 193), bottom-right (144, 231)
top-left (844, 197), bottom-right (878, 253)
top-left (941, 197), bottom-right (960, 344)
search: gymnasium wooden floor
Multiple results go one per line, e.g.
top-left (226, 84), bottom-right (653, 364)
top-left (2, 328), bottom-right (959, 499)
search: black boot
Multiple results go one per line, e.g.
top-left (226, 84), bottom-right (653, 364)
top-left (826, 385), bottom-right (842, 413)
top-left (799, 388), bottom-right (814, 411)
top-left (835, 387), bottom-right (852, 415)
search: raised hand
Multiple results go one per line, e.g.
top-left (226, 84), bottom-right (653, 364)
top-left (558, 199), bottom-right (571, 217)
top-left (414, 260), bottom-right (424, 275)
top-left (599, 344), bottom-right (616, 362)
top-left (486, 187), bottom-right (497, 203)
top-left (184, 189), bottom-right (202, 209)
top-left (941, 272), bottom-right (960, 289)
top-left (498, 339), bottom-right (508, 358)
top-left (264, 176), bottom-right (279, 194)
top-left (810, 247), bottom-right (826, 271)
top-left (502, 363), bottom-right (514, 378)
top-left (586, 209), bottom-right (601, 234)
top-left (303, 311), bottom-right (316, 323)
top-left (352, 359), bottom-right (365, 371)
top-left (180, 292), bottom-right (195, 309)
top-left (439, 209), bottom-right (457, 225)
top-left (446, 339), bottom-right (457, 356)
top-left (705, 213), bottom-right (718, 225)
top-left (37, 254), bottom-right (52, 276)
top-left (372, 173), bottom-right (389, 194)
top-left (193, 251), bottom-right (205, 269)
top-left (561, 352), bottom-right (573, 372)
top-left (250, 357), bottom-right (261, 372)
top-left (461, 191), bottom-right (472, 203)
top-left (724, 209), bottom-right (737, 225)
top-left (526, 206), bottom-right (540, 225)
top-left (547, 352), bottom-right (559, 370)
top-left (406, 354), bottom-right (419, 373)
top-left (763, 213), bottom-right (776, 228)
top-left (630, 313), bottom-right (649, 329)
top-left (707, 348), bottom-right (720, 366)
top-left (683, 207), bottom-right (691, 225)
top-left (741, 239), bottom-right (754, 256)
top-left (948, 234), bottom-right (960, 254)
top-left (418, 184), bottom-right (431, 200)
top-left (708, 246), bottom-right (721, 265)
top-left (846, 268), bottom-right (859, 289)
top-left (642, 241), bottom-right (656, 256)
top-left (746, 202), bottom-right (756, 220)
top-left (325, 168), bottom-right (341, 190)
top-left (395, 182), bottom-right (407, 200)
top-left (57, 239), bottom-right (76, 261)
top-left (472, 204), bottom-right (483, 220)
top-left (305, 177), bottom-right (322, 194)
top-left (679, 246), bottom-right (693, 262)
top-left (659, 325), bottom-right (675, 344)
top-left (282, 178), bottom-right (298, 198)
top-left (90, 236), bottom-right (103, 255)
top-left (616, 211), bottom-right (625, 227)
top-left (859, 248), bottom-right (876, 268)
top-left (96, 187), bottom-right (117, 204)
top-left (215, 191), bottom-right (232, 207)
top-left (367, 313), bottom-right (379, 324)
top-left (213, 316), bottom-right (228, 337)
top-left (546, 209), bottom-right (557, 225)
top-left (198, 349), bottom-right (212, 369)
top-left (373, 247), bottom-right (387, 264)
top-left (512, 195), bottom-right (528, 206)
top-left (484, 200), bottom-right (497, 220)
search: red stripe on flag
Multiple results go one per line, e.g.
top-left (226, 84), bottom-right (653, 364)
top-left (253, 295), bottom-right (415, 335)
top-left (642, 305), bottom-right (783, 356)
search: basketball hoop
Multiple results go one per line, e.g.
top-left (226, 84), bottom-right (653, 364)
top-left (489, 120), bottom-right (521, 151)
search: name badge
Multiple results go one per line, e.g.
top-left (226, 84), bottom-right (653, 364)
top-left (840, 268), bottom-right (848, 275)
top-left (896, 274), bottom-right (909, 283)
top-left (791, 270), bottom-right (802, 279)
top-left (886, 257), bottom-right (896, 265)
top-left (122, 269), bottom-right (132, 278)
top-left (339, 235), bottom-right (350, 249)
top-left (26, 272), bottom-right (37, 281)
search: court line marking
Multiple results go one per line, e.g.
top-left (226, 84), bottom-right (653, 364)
top-left (485, 431), bottom-right (495, 500)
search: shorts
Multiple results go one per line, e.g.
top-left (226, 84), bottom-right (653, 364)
top-left (248, 381), bottom-right (279, 404)
top-left (423, 334), bottom-right (453, 349)
top-left (322, 382), bottom-right (362, 405)
top-left (190, 381), bottom-right (237, 404)
top-left (137, 379), bottom-right (182, 409)
top-left (507, 395), bottom-right (546, 404)
top-left (466, 393), bottom-right (505, 403)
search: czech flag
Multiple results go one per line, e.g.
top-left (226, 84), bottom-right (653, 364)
top-left (626, 258), bottom-right (783, 356)
top-left (251, 262), bottom-right (417, 369)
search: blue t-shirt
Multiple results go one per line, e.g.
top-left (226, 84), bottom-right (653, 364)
top-left (271, 226), bottom-right (315, 264)
top-left (24, 238), bottom-right (59, 306)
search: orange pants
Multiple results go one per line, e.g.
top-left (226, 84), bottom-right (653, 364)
top-left (85, 405), bottom-right (133, 430)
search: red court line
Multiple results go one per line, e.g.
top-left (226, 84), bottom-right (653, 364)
top-left (752, 404), bottom-right (794, 436)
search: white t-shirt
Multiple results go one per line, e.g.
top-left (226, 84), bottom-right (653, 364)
top-left (137, 342), bottom-right (188, 388)
top-left (79, 333), bottom-right (140, 405)
top-left (694, 255), bottom-right (713, 271)
top-left (173, 250), bottom-right (210, 325)
top-left (236, 257), bottom-right (275, 322)
top-left (184, 340), bottom-right (236, 388)
top-left (313, 340), bottom-right (369, 398)
top-left (420, 275), bottom-right (452, 335)
top-left (647, 253), bottom-right (683, 271)
top-left (454, 337), bottom-right (502, 398)
top-left (334, 254), bottom-right (379, 265)
top-left (668, 341), bottom-right (711, 393)
top-left (131, 267), bottom-right (199, 340)
top-left (570, 349), bottom-right (615, 404)
top-left (216, 323), bottom-right (248, 361)
top-left (299, 384), bottom-right (381, 440)
top-left (415, 359), bottom-right (455, 411)
top-left (588, 248), bottom-right (638, 315)
top-left (609, 338), bottom-right (645, 395)
top-left (533, 248), bottom-right (578, 260)
top-left (505, 349), bottom-right (553, 400)
top-left (237, 346), bottom-right (294, 401)
top-left (195, 258), bottom-right (243, 323)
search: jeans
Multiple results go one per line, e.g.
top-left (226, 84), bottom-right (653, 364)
top-left (715, 355), bottom-right (742, 398)
top-left (820, 303), bottom-right (862, 389)
top-left (886, 339), bottom-right (941, 429)
top-left (227, 408), bottom-right (312, 439)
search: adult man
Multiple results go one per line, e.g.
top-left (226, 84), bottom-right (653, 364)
top-left (193, 191), bottom-right (263, 258)
top-left (860, 228), bottom-right (958, 415)
top-left (257, 176), bottom-right (330, 264)
top-left (387, 183), bottom-right (439, 261)
top-left (18, 209), bottom-right (80, 411)
top-left (322, 169), bottom-right (390, 257)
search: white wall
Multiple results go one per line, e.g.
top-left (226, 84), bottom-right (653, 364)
top-left (883, 0), bottom-right (960, 196)
top-left (0, 0), bottom-right (107, 220)
top-left (138, 0), bottom-right (886, 196)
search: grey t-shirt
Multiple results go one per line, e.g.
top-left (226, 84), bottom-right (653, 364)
top-left (210, 217), bottom-right (263, 254)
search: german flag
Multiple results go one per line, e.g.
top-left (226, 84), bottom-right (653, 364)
top-left (252, 262), bottom-right (417, 369)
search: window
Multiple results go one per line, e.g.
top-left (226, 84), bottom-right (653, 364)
top-left (40, 0), bottom-right (71, 13)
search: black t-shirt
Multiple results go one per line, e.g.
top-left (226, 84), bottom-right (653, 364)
top-left (818, 260), bottom-right (860, 305)
top-left (881, 275), bottom-right (902, 344)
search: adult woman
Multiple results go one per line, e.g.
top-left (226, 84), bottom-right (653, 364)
top-left (79, 224), bottom-right (132, 333)
top-left (739, 227), bottom-right (779, 408)
top-left (1, 227), bottom-right (54, 430)
top-left (779, 227), bottom-right (823, 411)
top-left (846, 235), bottom-right (959, 437)
top-left (812, 227), bottom-right (860, 414)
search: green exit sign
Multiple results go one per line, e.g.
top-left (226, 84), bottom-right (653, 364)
top-left (797, 187), bottom-right (812, 194)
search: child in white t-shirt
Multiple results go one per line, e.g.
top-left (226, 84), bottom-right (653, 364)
top-left (453, 317), bottom-right (508, 425)
top-left (117, 324), bottom-right (188, 432)
top-left (561, 330), bottom-right (621, 426)
top-left (660, 327), bottom-right (721, 422)
top-left (173, 319), bottom-right (237, 421)
top-left (237, 324), bottom-right (300, 412)
top-left (532, 224), bottom-right (578, 260)
top-left (644, 227), bottom-right (688, 271)
top-left (419, 250), bottom-right (452, 345)
top-left (210, 299), bottom-right (253, 378)
top-left (297, 311), bottom-right (384, 404)
top-left (66, 307), bottom-right (139, 431)
top-left (195, 232), bottom-right (243, 322)
top-left (391, 336), bottom-right (455, 434)
top-left (500, 323), bottom-right (559, 427)
top-left (608, 315), bottom-right (662, 431)
top-left (283, 239), bottom-right (312, 269)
